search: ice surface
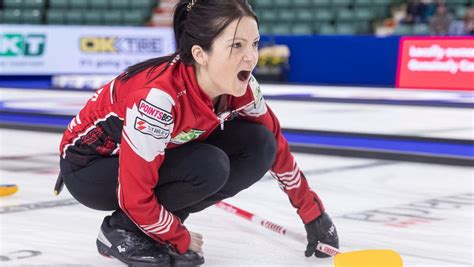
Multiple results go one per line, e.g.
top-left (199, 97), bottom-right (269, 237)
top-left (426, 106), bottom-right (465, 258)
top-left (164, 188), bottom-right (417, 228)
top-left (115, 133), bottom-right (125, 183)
top-left (0, 130), bottom-right (472, 266)
top-left (0, 86), bottom-right (473, 266)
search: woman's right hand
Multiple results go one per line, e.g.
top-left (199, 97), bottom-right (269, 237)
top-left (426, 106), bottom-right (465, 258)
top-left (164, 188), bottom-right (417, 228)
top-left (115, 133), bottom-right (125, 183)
top-left (189, 231), bottom-right (203, 254)
top-left (166, 230), bottom-right (204, 265)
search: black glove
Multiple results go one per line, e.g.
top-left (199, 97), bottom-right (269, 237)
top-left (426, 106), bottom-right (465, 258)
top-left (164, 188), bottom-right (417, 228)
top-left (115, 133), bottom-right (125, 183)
top-left (304, 212), bottom-right (339, 258)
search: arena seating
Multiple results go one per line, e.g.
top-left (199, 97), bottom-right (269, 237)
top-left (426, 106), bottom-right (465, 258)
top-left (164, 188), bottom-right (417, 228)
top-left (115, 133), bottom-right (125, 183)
top-left (391, 0), bottom-right (473, 35)
top-left (0, 0), bottom-right (158, 25)
top-left (250, 0), bottom-right (474, 35)
top-left (1, 0), bottom-right (473, 34)
top-left (251, 0), bottom-right (401, 35)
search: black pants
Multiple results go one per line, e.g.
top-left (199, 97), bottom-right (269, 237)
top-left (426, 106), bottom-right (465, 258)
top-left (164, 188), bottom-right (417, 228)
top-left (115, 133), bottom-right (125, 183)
top-left (60, 119), bottom-right (277, 231)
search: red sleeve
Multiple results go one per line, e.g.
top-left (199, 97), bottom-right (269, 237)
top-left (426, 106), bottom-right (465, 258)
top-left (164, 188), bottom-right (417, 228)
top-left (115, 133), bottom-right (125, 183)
top-left (118, 88), bottom-right (190, 254)
top-left (235, 76), bottom-right (325, 224)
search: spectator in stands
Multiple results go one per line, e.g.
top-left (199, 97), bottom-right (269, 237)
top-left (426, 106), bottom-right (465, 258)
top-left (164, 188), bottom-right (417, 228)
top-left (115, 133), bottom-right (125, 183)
top-left (420, 0), bottom-right (437, 23)
top-left (448, 6), bottom-right (474, 36)
top-left (429, 3), bottom-right (453, 35)
top-left (464, 7), bottom-right (474, 35)
top-left (402, 0), bottom-right (424, 24)
top-left (449, 19), bottom-right (466, 35)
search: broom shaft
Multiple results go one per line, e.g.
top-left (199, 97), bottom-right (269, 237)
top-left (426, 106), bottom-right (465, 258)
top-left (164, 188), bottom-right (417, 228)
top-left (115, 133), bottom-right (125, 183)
top-left (215, 201), bottom-right (341, 256)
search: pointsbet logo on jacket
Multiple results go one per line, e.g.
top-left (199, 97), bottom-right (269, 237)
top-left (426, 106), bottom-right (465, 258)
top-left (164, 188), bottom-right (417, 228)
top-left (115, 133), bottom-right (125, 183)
top-left (138, 99), bottom-right (173, 125)
top-left (0, 34), bottom-right (46, 57)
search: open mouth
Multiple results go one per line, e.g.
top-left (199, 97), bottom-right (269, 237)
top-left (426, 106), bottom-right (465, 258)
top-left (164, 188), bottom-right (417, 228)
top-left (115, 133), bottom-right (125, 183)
top-left (237, 70), bottom-right (251, 82)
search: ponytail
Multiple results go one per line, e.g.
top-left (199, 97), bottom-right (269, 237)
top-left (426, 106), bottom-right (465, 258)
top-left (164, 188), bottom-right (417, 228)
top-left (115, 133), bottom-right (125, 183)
top-left (119, 1), bottom-right (190, 82)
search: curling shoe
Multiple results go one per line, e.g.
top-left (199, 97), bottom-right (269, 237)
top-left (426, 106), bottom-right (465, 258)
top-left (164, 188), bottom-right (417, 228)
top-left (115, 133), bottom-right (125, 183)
top-left (96, 216), bottom-right (171, 267)
top-left (167, 248), bottom-right (204, 267)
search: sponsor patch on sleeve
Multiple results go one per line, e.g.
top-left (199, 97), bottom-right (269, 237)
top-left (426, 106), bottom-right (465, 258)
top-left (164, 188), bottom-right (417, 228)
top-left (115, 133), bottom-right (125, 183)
top-left (134, 117), bottom-right (170, 140)
top-left (249, 75), bottom-right (263, 106)
top-left (138, 99), bottom-right (173, 125)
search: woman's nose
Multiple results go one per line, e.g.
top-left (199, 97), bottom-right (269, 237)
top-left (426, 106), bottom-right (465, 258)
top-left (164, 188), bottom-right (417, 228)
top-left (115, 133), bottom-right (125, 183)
top-left (243, 46), bottom-right (258, 63)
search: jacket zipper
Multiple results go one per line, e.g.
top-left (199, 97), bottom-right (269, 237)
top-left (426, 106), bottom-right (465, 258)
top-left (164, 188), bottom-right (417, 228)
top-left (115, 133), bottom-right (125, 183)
top-left (216, 100), bottom-right (255, 131)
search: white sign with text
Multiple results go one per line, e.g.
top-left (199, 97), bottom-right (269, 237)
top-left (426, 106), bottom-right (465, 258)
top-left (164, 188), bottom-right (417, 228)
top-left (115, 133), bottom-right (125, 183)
top-left (0, 25), bottom-right (175, 75)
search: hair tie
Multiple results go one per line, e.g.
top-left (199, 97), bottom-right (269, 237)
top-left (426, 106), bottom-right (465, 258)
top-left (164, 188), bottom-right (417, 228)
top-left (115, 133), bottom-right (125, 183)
top-left (186, 0), bottom-right (196, 12)
top-left (173, 54), bottom-right (181, 62)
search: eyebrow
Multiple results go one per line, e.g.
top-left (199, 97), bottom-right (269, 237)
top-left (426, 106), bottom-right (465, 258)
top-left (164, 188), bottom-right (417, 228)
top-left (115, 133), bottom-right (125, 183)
top-left (227, 37), bottom-right (260, 42)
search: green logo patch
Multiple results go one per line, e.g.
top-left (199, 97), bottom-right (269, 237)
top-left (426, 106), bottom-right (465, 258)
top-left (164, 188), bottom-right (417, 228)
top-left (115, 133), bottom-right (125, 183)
top-left (0, 34), bottom-right (46, 57)
top-left (170, 129), bottom-right (205, 145)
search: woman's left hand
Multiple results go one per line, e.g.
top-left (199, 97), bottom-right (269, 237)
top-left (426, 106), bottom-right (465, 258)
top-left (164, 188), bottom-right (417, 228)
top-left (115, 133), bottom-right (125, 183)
top-left (304, 212), bottom-right (339, 258)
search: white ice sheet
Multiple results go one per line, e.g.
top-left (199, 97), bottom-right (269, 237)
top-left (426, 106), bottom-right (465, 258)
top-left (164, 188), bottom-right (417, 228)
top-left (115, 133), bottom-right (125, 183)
top-left (1, 130), bottom-right (472, 266)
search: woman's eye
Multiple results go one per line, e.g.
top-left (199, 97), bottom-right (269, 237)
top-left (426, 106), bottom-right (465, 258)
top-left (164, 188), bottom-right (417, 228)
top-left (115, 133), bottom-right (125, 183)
top-left (232, 42), bottom-right (242, 48)
top-left (253, 41), bottom-right (259, 47)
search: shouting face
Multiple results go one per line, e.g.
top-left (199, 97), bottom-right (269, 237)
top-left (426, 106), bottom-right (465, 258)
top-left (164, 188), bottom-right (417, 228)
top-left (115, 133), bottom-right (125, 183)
top-left (193, 16), bottom-right (260, 100)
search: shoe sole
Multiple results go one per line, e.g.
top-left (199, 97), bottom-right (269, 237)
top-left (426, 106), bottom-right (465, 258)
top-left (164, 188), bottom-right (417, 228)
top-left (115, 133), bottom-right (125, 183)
top-left (171, 258), bottom-right (205, 267)
top-left (168, 250), bottom-right (204, 267)
top-left (97, 239), bottom-right (171, 267)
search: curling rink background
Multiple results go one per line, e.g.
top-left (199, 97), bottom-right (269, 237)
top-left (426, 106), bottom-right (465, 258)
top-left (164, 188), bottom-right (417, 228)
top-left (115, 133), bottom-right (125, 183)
top-left (0, 85), bottom-right (473, 266)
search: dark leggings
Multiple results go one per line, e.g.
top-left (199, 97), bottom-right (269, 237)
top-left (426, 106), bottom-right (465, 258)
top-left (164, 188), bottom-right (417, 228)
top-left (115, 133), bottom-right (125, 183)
top-left (60, 119), bottom-right (277, 231)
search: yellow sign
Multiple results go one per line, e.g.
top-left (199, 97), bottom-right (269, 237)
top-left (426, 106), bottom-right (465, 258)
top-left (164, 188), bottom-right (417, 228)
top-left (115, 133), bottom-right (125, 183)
top-left (80, 37), bottom-right (116, 53)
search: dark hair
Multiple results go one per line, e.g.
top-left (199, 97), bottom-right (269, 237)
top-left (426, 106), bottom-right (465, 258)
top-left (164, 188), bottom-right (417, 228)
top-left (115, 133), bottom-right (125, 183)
top-left (120, 0), bottom-right (258, 82)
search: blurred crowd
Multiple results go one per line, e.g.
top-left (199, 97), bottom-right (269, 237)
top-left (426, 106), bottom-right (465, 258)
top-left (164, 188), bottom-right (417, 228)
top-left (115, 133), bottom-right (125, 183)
top-left (399, 0), bottom-right (474, 35)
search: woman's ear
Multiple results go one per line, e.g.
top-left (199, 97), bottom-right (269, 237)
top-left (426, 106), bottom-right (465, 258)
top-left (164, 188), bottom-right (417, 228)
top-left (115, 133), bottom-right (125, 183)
top-left (191, 45), bottom-right (207, 66)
